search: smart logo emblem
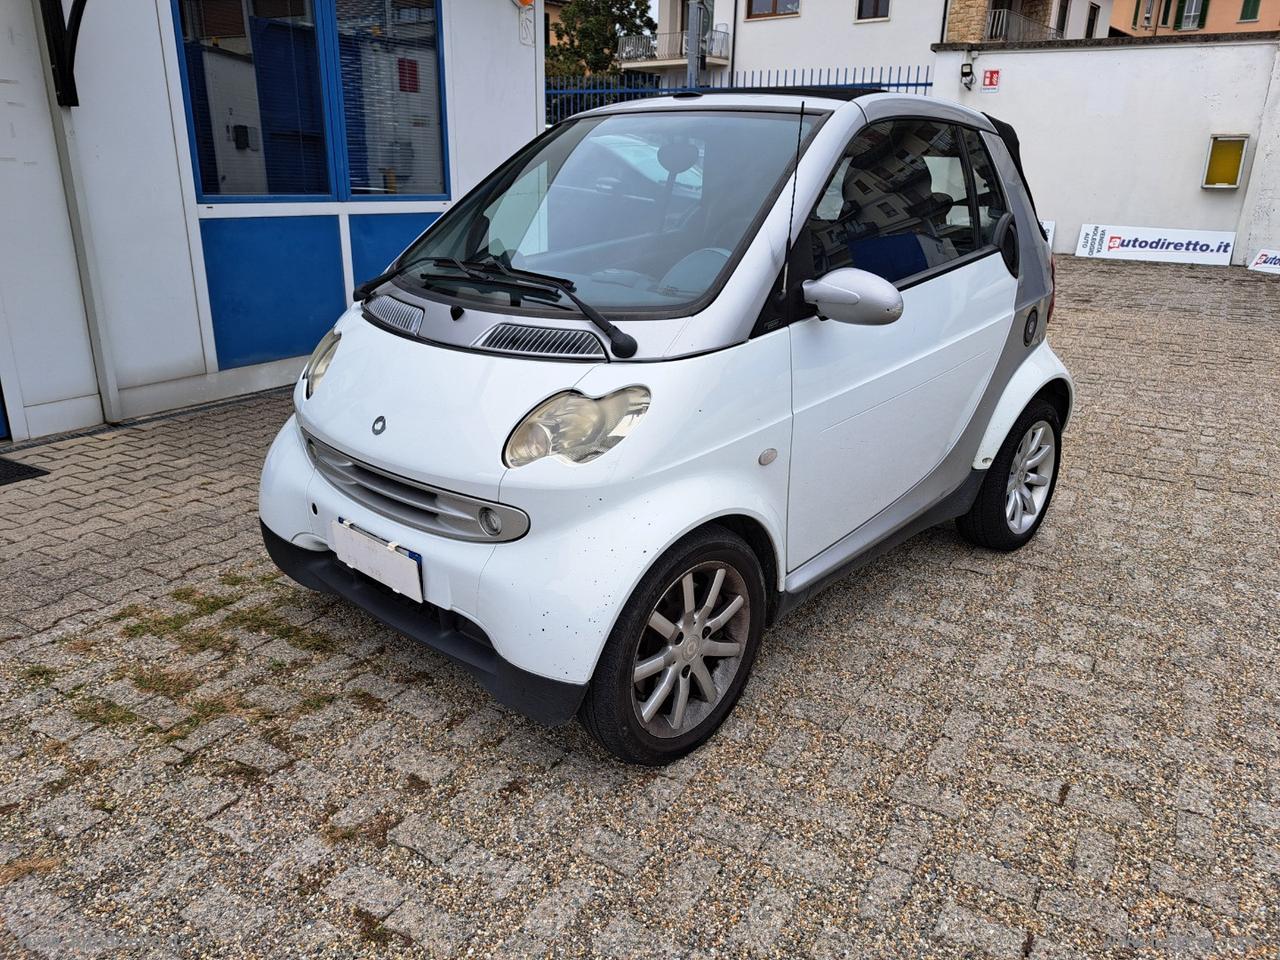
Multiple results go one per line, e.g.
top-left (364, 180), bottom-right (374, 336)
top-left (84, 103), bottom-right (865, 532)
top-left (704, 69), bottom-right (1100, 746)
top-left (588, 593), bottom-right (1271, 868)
top-left (372, 416), bottom-right (387, 435)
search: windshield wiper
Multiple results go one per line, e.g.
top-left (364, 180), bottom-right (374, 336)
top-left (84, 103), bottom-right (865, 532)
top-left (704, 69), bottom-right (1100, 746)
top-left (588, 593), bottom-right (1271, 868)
top-left (461, 257), bottom-right (637, 359)
top-left (353, 257), bottom-right (491, 300)
top-left (352, 263), bottom-right (404, 302)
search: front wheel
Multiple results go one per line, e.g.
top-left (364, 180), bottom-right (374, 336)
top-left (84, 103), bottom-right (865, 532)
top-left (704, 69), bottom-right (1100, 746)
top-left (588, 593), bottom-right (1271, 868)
top-left (957, 398), bottom-right (1062, 551)
top-left (579, 525), bottom-right (766, 765)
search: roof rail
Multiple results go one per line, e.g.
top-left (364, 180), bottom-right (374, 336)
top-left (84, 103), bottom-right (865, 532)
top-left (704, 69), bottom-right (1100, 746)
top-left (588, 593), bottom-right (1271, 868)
top-left (670, 85), bottom-right (888, 102)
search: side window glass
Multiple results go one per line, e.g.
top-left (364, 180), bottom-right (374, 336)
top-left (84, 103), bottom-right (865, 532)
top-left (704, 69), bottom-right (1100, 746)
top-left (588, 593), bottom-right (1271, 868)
top-left (961, 128), bottom-right (1008, 248)
top-left (806, 120), bottom-right (977, 285)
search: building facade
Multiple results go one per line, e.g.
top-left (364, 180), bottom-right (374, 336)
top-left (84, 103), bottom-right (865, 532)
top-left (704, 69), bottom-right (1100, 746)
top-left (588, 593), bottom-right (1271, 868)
top-left (1112, 0), bottom-right (1278, 34)
top-left (618, 0), bottom-right (1112, 80)
top-left (0, 0), bottom-right (544, 443)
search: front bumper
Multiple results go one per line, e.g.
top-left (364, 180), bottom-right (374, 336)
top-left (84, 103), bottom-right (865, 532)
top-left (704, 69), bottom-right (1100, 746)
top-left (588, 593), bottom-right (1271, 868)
top-left (260, 521), bottom-right (586, 726)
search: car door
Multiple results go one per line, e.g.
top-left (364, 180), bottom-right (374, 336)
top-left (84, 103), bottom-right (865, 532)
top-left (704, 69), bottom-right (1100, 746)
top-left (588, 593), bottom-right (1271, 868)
top-left (786, 118), bottom-right (1018, 567)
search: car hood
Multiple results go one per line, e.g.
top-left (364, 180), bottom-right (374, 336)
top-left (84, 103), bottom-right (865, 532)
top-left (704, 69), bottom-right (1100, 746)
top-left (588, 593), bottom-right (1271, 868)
top-left (295, 307), bottom-right (599, 501)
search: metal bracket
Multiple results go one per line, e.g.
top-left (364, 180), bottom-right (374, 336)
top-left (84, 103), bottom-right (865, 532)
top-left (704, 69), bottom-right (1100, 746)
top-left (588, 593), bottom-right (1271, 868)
top-left (38, 0), bottom-right (89, 107)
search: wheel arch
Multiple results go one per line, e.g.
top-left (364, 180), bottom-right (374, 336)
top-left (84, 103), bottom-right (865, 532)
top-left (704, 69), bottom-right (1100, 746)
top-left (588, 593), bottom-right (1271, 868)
top-left (973, 344), bottom-right (1074, 469)
top-left (702, 513), bottom-right (783, 624)
top-left (1035, 376), bottom-right (1073, 430)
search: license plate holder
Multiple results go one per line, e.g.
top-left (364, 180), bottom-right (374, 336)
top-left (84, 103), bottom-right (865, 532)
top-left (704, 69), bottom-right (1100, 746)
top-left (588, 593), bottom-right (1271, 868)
top-left (329, 519), bottom-right (424, 603)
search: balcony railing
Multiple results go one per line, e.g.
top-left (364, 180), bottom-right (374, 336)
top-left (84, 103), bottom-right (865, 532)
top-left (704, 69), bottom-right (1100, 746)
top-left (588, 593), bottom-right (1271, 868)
top-left (985, 8), bottom-right (1062, 41)
top-left (618, 28), bottom-right (730, 64)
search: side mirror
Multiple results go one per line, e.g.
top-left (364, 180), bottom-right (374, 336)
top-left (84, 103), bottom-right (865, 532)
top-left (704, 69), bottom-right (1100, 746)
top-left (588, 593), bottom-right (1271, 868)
top-left (801, 268), bottom-right (904, 326)
top-left (992, 211), bottom-right (1020, 276)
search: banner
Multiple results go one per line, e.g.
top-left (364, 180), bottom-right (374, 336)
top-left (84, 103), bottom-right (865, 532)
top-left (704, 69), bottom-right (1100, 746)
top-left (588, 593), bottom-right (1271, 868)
top-left (1247, 249), bottom-right (1280, 275)
top-left (1075, 224), bottom-right (1235, 266)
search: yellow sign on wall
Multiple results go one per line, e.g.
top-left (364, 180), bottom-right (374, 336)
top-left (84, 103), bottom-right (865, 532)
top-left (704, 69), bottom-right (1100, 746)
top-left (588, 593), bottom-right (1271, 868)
top-left (1204, 135), bottom-right (1248, 189)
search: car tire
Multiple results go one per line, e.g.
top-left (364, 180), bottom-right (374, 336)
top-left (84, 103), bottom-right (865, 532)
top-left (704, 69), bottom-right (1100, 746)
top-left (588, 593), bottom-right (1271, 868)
top-left (579, 524), bottom-right (766, 765)
top-left (957, 397), bottom-right (1062, 552)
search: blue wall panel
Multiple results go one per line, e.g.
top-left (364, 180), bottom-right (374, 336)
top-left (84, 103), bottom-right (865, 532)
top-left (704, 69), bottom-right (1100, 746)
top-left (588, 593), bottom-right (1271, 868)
top-left (201, 216), bottom-right (346, 370)
top-left (349, 212), bottom-right (439, 288)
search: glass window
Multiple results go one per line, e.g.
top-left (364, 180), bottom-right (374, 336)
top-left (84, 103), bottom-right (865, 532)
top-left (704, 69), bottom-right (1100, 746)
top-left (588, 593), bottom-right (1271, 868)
top-left (1086, 2), bottom-right (1100, 34)
top-left (1181, 0), bottom-right (1203, 27)
top-left (856, 0), bottom-right (891, 19)
top-left (805, 120), bottom-right (978, 286)
top-left (746, 0), bottom-right (800, 18)
top-left (961, 128), bottom-right (1007, 247)
top-left (1240, 0), bottom-right (1260, 19)
top-left (177, 0), bottom-right (330, 196)
top-left (1055, 0), bottom-right (1070, 33)
top-left (336, 0), bottom-right (445, 197)
top-left (398, 110), bottom-right (819, 315)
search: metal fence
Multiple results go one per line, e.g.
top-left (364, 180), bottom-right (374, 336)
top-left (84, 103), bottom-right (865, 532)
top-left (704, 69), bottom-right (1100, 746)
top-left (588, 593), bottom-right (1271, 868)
top-left (546, 65), bottom-right (932, 126)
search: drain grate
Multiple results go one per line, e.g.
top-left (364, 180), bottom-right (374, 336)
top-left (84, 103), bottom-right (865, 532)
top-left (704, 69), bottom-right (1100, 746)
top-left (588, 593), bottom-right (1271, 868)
top-left (0, 456), bottom-right (48, 487)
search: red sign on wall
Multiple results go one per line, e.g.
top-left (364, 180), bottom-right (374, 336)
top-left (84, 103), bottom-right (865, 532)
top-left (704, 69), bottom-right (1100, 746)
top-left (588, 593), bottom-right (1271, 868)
top-left (981, 68), bottom-right (1001, 93)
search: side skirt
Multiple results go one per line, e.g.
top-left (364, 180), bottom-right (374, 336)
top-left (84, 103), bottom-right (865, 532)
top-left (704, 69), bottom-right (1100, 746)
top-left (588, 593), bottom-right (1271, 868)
top-left (774, 467), bottom-right (985, 619)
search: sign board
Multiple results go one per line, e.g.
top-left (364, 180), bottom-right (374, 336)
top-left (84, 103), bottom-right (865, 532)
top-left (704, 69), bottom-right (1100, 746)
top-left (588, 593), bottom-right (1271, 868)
top-left (1247, 249), bottom-right (1280, 274)
top-left (1075, 224), bottom-right (1235, 266)
top-left (981, 69), bottom-right (1001, 93)
top-left (1040, 220), bottom-right (1056, 247)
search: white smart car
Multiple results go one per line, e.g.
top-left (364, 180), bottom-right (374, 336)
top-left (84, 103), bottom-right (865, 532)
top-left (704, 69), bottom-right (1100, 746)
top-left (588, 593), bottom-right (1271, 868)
top-left (260, 91), bottom-right (1072, 764)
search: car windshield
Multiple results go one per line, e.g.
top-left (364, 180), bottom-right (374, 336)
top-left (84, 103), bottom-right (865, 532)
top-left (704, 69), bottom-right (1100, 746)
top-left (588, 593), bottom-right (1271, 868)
top-left (396, 109), bottom-right (820, 316)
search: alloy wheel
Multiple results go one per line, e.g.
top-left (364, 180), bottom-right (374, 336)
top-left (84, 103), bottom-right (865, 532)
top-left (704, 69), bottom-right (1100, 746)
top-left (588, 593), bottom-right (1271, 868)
top-left (1005, 419), bottom-right (1056, 535)
top-left (630, 561), bottom-right (751, 738)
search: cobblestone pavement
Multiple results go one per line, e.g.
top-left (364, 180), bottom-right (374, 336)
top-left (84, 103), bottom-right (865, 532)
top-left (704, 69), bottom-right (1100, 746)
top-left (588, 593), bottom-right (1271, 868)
top-left (1, 258), bottom-right (1279, 959)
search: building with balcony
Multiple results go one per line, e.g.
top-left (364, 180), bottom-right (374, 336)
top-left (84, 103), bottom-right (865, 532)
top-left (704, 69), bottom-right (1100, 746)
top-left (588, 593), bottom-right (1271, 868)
top-left (617, 0), bottom-right (731, 80)
top-left (946, 0), bottom-right (1116, 43)
top-left (615, 0), bottom-right (1113, 87)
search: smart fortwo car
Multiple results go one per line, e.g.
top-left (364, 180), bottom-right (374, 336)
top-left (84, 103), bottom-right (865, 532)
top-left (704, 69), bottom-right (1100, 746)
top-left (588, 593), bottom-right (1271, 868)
top-left (260, 91), bottom-right (1072, 765)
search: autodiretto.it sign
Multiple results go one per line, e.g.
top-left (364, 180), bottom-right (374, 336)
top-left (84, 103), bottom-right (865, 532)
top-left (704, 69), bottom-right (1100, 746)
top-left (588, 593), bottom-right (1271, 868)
top-left (1075, 224), bottom-right (1235, 266)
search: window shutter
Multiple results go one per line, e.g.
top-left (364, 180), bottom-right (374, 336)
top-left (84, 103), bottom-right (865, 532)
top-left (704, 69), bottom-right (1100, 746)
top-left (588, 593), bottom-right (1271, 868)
top-left (1132, 0), bottom-right (1140, 25)
top-left (1173, 0), bottom-right (1186, 27)
top-left (1198, 0), bottom-right (1210, 26)
top-left (1241, 0), bottom-right (1260, 17)
top-left (1161, 0), bottom-right (1173, 23)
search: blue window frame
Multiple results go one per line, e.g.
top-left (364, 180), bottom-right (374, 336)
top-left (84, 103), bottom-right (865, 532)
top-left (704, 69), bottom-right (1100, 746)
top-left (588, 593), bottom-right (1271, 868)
top-left (171, 0), bottom-right (450, 202)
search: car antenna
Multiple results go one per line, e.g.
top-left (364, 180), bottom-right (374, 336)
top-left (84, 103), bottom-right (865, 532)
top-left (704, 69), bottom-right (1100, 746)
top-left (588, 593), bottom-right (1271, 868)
top-left (781, 100), bottom-right (805, 295)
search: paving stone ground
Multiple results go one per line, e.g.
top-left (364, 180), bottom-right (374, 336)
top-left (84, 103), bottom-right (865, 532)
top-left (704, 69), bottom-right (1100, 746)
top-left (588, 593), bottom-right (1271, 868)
top-left (1, 257), bottom-right (1278, 959)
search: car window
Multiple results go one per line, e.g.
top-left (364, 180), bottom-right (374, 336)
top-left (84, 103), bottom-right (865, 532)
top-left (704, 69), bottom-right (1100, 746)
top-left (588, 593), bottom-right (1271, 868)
top-left (961, 127), bottom-right (1008, 247)
top-left (806, 119), bottom-right (979, 285)
top-left (401, 110), bottom-right (819, 315)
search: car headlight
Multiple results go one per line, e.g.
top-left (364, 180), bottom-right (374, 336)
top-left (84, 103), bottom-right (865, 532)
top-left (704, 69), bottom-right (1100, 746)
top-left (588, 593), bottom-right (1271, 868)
top-left (303, 329), bottom-right (341, 399)
top-left (504, 387), bottom-right (650, 467)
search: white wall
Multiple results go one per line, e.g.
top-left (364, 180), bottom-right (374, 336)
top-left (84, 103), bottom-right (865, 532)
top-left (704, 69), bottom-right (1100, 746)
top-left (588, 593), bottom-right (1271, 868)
top-left (443, 0), bottom-right (545, 195)
top-left (0, 0), bottom-right (102, 439)
top-left (72, 0), bottom-right (210, 393)
top-left (933, 38), bottom-right (1279, 262)
top-left (729, 0), bottom-right (946, 74)
top-left (1239, 43), bottom-right (1280, 257)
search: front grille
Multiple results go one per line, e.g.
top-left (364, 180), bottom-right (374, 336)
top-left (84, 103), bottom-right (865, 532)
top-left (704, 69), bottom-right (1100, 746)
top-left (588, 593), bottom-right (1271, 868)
top-left (303, 431), bottom-right (529, 543)
top-left (475, 323), bottom-right (605, 360)
top-left (364, 294), bottom-right (424, 336)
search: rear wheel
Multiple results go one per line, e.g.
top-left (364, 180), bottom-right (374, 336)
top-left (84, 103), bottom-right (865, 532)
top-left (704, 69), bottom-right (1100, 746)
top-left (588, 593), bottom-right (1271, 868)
top-left (579, 526), bottom-right (765, 765)
top-left (957, 398), bottom-right (1061, 551)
